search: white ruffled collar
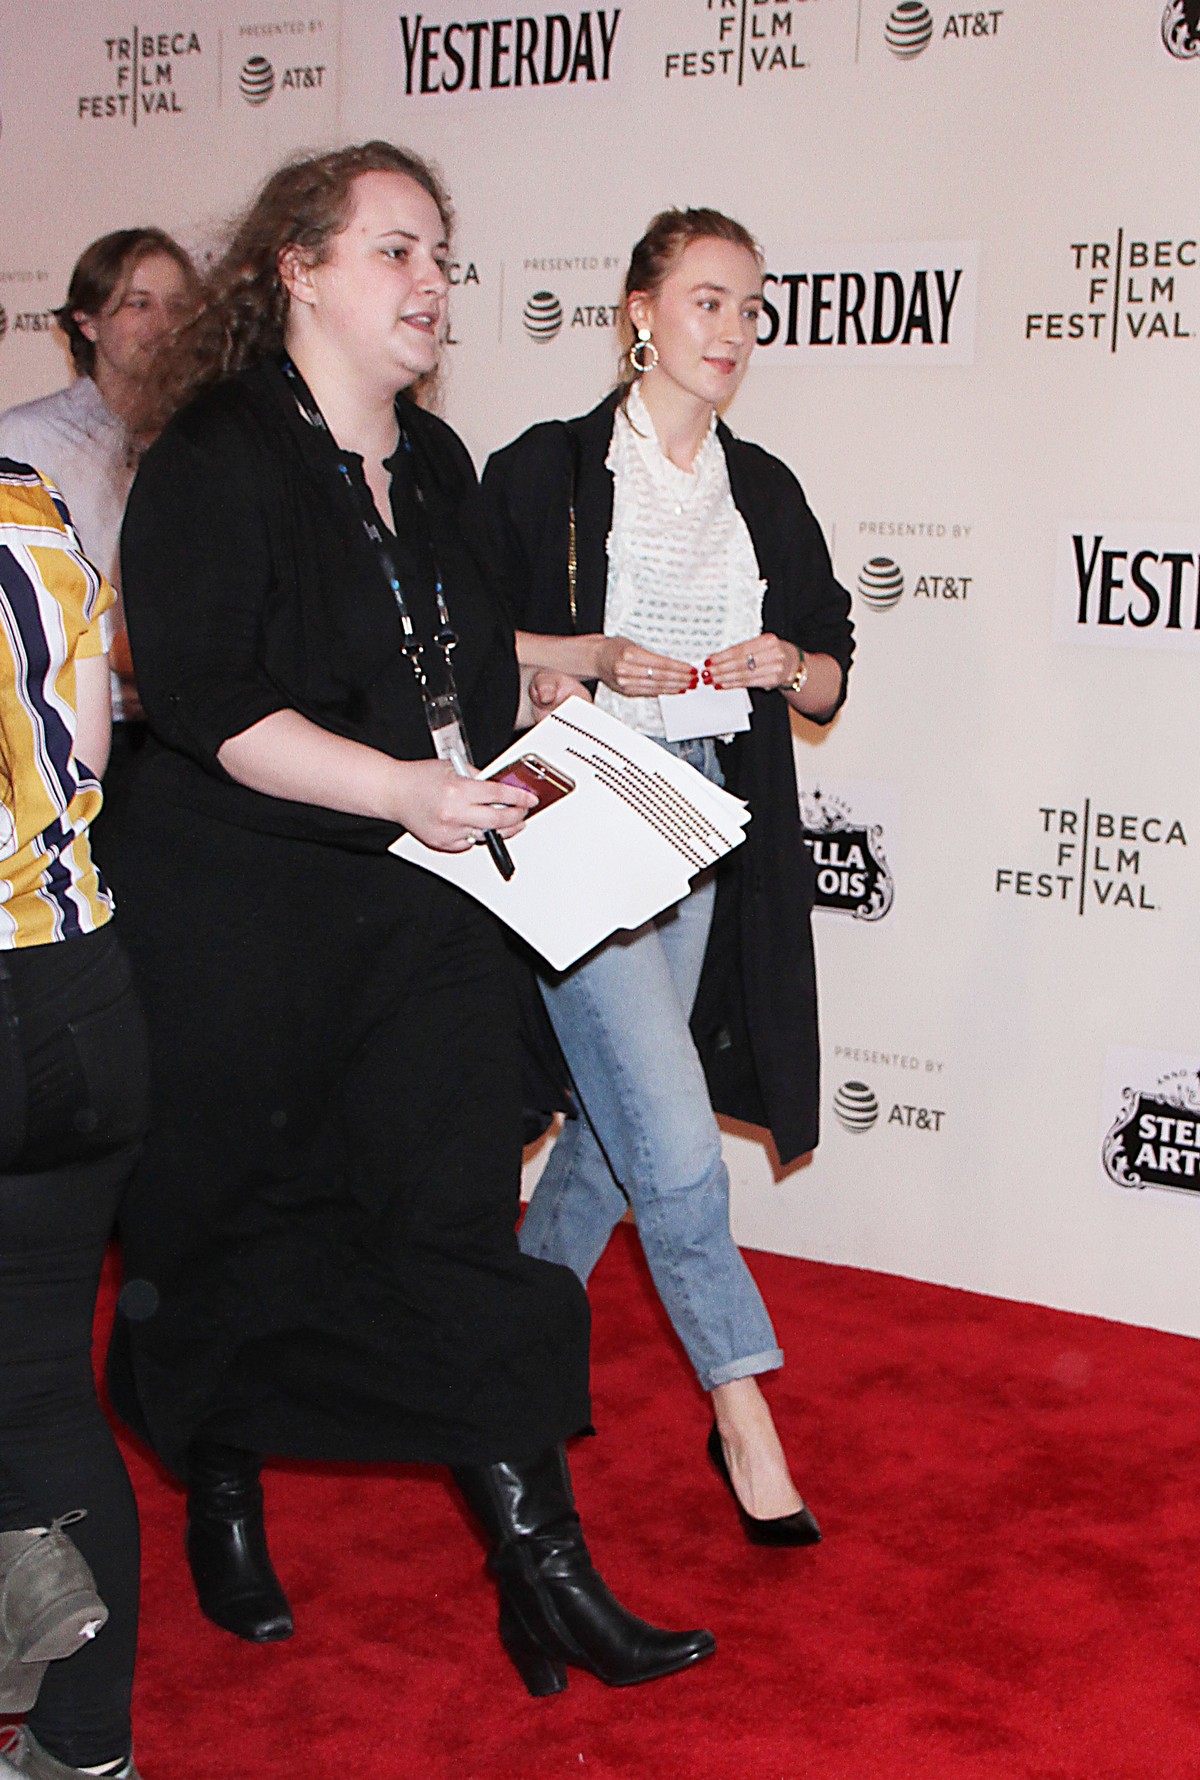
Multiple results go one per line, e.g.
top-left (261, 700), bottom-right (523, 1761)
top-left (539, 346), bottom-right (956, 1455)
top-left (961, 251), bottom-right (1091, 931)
top-left (613, 382), bottom-right (720, 503)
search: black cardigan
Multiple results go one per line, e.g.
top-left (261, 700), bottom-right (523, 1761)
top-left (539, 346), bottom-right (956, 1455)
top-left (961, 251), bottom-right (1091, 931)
top-left (477, 392), bottom-right (854, 1164)
top-left (121, 357), bottom-right (519, 855)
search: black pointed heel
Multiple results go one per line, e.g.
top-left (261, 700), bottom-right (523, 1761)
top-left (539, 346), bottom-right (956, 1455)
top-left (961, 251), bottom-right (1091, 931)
top-left (498, 1601), bottom-right (568, 1697)
top-left (707, 1423), bottom-right (822, 1548)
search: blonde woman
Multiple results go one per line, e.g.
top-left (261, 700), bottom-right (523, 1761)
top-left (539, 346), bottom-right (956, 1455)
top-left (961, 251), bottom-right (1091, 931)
top-left (481, 208), bottom-right (853, 1543)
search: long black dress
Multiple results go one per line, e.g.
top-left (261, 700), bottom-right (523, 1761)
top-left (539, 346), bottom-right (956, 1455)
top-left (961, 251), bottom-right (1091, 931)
top-left (105, 359), bottom-right (590, 1479)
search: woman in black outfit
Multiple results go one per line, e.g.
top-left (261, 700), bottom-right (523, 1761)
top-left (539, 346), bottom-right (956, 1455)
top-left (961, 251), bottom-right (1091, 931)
top-left (105, 142), bottom-right (713, 1697)
top-left (0, 459), bottom-right (148, 1779)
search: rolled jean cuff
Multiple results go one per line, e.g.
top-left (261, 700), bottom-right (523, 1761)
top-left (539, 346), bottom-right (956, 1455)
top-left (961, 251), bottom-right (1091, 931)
top-left (702, 1346), bottom-right (784, 1391)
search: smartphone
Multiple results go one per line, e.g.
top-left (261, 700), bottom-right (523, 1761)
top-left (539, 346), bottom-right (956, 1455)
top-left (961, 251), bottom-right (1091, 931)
top-left (488, 754), bottom-right (575, 816)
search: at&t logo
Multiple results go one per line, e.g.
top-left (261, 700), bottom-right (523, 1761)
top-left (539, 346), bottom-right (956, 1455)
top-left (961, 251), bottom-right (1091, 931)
top-left (884, 4), bottom-right (1002, 57)
top-left (858, 557), bottom-right (904, 610)
top-left (833, 1079), bottom-right (946, 1134)
top-left (7, 311), bottom-right (54, 335)
top-left (0, 297), bottom-right (53, 342)
top-left (238, 53), bottom-right (325, 103)
top-left (523, 291), bottom-right (563, 342)
top-left (886, 4), bottom-right (934, 55)
top-left (856, 552), bottom-right (972, 611)
top-left (833, 1081), bottom-right (879, 1133)
top-left (240, 55), bottom-right (274, 103)
top-left (1162, 0), bottom-right (1200, 57)
top-left (521, 290), bottom-right (618, 341)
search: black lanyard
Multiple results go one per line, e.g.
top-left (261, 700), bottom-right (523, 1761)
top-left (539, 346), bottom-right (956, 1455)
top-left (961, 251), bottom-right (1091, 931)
top-left (282, 357), bottom-right (458, 697)
top-left (280, 358), bottom-right (516, 877)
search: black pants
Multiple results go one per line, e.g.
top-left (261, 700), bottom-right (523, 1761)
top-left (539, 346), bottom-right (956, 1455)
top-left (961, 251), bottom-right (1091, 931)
top-left (0, 924), bottom-right (148, 1768)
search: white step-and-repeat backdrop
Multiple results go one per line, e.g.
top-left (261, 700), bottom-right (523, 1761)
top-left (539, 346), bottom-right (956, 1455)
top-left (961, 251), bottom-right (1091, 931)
top-left (2, 1), bottom-right (1196, 1333)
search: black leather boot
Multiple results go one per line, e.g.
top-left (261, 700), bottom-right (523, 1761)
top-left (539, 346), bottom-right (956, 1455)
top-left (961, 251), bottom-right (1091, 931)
top-left (453, 1446), bottom-right (715, 1695)
top-left (184, 1442), bottom-right (293, 1643)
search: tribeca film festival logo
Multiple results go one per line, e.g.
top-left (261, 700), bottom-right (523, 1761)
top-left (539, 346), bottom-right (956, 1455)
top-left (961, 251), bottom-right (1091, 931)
top-left (78, 27), bottom-right (205, 123)
top-left (882, 3), bottom-right (1003, 59)
top-left (995, 801), bottom-right (1188, 914)
top-left (756, 243), bottom-right (978, 364)
top-left (1054, 524), bottom-right (1200, 655)
top-left (800, 789), bottom-right (895, 921)
top-left (1025, 233), bottom-right (1197, 351)
top-left (397, 10), bottom-right (620, 95)
top-left (1161, 0), bottom-right (1200, 57)
top-left (662, 0), bottom-right (823, 85)
top-left (1102, 1051), bottom-right (1200, 1194)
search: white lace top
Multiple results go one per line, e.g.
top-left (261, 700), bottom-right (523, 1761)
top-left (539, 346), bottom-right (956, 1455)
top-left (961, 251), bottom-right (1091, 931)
top-left (597, 382), bottom-right (766, 737)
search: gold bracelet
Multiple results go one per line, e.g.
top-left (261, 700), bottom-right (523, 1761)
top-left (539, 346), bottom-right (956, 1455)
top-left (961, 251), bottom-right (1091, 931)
top-left (784, 652), bottom-right (808, 693)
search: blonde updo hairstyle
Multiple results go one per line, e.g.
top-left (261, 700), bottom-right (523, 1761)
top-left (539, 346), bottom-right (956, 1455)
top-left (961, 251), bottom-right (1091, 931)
top-left (617, 205), bottom-right (764, 397)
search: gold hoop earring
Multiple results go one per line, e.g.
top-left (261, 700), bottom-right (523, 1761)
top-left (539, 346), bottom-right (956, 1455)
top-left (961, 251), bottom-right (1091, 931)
top-left (629, 327), bottom-right (658, 374)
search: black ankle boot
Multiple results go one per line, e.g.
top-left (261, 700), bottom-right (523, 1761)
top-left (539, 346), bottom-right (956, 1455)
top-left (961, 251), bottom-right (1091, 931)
top-left (453, 1446), bottom-right (715, 1696)
top-left (184, 1442), bottom-right (293, 1644)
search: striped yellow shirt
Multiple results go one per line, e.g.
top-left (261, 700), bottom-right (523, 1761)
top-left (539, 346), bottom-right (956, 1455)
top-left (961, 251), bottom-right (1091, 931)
top-left (0, 457), bottom-right (115, 948)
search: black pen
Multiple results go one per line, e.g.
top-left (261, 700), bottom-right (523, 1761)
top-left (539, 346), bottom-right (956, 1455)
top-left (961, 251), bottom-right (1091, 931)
top-left (481, 828), bottom-right (516, 881)
top-left (448, 753), bottom-right (517, 881)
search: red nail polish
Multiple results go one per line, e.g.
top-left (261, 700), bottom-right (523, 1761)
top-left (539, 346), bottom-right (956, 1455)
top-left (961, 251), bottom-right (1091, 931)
top-left (701, 669), bottom-right (713, 685)
top-left (703, 657), bottom-right (713, 667)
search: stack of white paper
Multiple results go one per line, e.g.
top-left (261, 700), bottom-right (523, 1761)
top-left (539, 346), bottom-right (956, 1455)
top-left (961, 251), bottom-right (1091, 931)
top-left (390, 697), bottom-right (750, 971)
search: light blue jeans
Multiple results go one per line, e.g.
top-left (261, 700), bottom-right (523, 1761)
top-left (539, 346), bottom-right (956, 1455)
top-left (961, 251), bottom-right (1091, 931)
top-left (518, 738), bottom-right (783, 1392)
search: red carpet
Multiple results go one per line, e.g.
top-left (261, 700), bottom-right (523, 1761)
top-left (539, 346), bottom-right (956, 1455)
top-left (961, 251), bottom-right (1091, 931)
top-left (75, 1230), bottom-right (1200, 1777)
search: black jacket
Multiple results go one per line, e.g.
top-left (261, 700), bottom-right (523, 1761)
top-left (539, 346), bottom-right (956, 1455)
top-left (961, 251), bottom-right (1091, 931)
top-left (121, 357), bottom-right (519, 854)
top-left (478, 392), bottom-right (854, 1163)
